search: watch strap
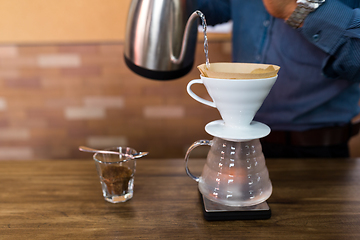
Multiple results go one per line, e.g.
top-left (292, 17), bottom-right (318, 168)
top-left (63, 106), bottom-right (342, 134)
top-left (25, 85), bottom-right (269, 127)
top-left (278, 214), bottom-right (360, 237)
top-left (285, 2), bottom-right (314, 29)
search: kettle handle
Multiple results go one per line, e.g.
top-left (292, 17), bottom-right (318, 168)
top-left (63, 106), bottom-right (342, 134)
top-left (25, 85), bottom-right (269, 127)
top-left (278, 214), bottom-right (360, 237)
top-left (187, 79), bottom-right (216, 108)
top-left (184, 139), bottom-right (212, 182)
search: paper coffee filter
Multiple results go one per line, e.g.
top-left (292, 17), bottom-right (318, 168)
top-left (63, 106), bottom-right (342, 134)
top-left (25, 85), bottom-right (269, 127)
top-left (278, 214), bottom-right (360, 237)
top-left (197, 62), bottom-right (280, 79)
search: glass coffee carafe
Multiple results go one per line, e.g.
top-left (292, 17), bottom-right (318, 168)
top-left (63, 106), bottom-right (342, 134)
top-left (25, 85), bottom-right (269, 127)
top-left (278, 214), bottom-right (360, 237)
top-left (185, 137), bottom-right (272, 207)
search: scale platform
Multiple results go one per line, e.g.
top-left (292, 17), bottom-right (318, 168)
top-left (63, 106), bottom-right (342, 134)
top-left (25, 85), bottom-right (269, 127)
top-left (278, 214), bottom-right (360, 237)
top-left (200, 193), bottom-right (271, 221)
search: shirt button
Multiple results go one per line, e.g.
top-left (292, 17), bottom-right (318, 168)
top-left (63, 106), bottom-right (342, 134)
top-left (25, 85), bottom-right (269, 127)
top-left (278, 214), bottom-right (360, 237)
top-left (263, 20), bottom-right (270, 27)
top-left (312, 34), bottom-right (320, 42)
top-left (255, 55), bottom-right (261, 61)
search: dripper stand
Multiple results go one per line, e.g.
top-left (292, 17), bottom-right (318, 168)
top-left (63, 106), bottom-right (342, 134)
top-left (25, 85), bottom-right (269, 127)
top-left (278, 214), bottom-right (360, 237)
top-left (205, 120), bottom-right (271, 142)
top-left (185, 67), bottom-right (279, 221)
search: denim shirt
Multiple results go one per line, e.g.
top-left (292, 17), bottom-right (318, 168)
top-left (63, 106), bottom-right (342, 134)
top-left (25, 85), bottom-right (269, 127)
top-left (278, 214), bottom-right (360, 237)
top-left (198, 0), bottom-right (360, 131)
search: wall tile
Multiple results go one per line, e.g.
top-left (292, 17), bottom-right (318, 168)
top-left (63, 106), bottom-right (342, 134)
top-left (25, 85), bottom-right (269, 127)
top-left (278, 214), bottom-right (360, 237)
top-left (84, 96), bottom-right (124, 108)
top-left (41, 76), bottom-right (83, 89)
top-left (37, 54), bottom-right (81, 67)
top-left (61, 66), bottom-right (102, 76)
top-left (0, 57), bottom-right (37, 67)
top-left (58, 45), bottom-right (99, 54)
top-left (0, 69), bottom-right (19, 78)
top-left (0, 128), bottom-right (30, 140)
top-left (0, 98), bottom-right (7, 111)
top-left (99, 45), bottom-right (123, 55)
top-left (4, 77), bottom-right (41, 89)
top-left (64, 107), bottom-right (106, 120)
top-left (18, 46), bottom-right (58, 55)
top-left (0, 147), bottom-right (33, 160)
top-left (45, 98), bottom-right (82, 108)
top-left (143, 106), bottom-right (185, 119)
top-left (0, 46), bottom-right (18, 58)
top-left (86, 136), bottom-right (128, 148)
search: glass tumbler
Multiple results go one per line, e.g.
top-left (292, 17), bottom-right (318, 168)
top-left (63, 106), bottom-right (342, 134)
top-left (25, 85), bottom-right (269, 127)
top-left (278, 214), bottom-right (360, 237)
top-left (93, 147), bottom-right (137, 203)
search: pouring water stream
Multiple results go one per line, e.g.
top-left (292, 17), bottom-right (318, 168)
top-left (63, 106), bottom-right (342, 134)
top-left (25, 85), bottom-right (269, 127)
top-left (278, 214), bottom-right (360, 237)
top-left (196, 10), bottom-right (210, 69)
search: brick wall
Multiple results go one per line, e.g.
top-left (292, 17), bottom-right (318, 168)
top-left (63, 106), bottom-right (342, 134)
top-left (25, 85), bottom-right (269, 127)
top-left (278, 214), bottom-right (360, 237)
top-left (0, 41), bottom-right (232, 160)
top-left (0, 41), bottom-right (359, 160)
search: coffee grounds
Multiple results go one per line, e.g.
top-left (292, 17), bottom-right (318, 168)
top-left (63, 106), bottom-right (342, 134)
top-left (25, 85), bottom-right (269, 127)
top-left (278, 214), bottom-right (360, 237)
top-left (102, 165), bottom-right (132, 195)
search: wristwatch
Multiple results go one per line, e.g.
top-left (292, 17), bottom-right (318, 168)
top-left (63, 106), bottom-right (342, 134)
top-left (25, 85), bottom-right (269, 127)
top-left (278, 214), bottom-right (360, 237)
top-left (285, 0), bottom-right (325, 29)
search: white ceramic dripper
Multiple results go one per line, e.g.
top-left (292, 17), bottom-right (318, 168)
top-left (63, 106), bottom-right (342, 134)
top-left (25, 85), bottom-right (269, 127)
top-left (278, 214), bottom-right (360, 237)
top-left (187, 75), bottom-right (277, 129)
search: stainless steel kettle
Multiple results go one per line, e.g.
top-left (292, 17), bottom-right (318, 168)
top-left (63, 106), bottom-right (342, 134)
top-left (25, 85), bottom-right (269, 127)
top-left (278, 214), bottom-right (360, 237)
top-left (124, 0), bottom-right (199, 80)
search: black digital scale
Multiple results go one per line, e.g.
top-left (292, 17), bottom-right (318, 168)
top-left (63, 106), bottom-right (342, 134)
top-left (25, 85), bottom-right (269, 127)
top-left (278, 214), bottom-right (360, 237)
top-left (200, 193), bottom-right (271, 221)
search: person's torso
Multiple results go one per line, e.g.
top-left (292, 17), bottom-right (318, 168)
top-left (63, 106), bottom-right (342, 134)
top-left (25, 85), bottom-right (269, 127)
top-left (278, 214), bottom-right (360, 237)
top-left (230, 0), bottom-right (360, 131)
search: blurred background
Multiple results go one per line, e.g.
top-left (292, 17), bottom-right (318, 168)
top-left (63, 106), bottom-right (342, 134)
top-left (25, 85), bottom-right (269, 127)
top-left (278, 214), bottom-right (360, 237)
top-left (0, 0), bottom-right (358, 160)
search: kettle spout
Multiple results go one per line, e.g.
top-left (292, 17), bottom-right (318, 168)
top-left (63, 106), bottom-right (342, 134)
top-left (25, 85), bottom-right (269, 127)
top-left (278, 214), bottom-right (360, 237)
top-left (171, 10), bottom-right (204, 64)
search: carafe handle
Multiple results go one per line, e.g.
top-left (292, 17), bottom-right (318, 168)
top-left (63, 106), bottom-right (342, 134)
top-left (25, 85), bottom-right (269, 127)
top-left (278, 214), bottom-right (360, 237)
top-left (187, 79), bottom-right (216, 108)
top-left (184, 139), bottom-right (212, 182)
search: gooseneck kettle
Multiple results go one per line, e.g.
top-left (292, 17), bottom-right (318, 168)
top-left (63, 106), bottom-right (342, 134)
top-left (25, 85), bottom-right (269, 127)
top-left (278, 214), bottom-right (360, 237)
top-left (124, 0), bottom-right (199, 80)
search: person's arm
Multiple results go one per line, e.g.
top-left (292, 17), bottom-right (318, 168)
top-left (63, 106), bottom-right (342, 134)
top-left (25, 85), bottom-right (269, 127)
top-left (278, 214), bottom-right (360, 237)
top-left (262, 0), bottom-right (297, 20)
top-left (263, 0), bottom-right (360, 82)
top-left (197, 0), bottom-right (231, 26)
top-left (302, 1), bottom-right (360, 81)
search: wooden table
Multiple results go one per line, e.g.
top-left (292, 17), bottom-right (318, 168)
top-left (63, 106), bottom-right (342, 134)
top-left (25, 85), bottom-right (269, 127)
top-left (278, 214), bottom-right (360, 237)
top-left (1, 158), bottom-right (360, 239)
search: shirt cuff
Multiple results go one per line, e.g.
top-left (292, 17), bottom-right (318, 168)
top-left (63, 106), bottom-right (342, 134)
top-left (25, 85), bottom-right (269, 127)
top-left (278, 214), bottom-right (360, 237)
top-left (300, 0), bottom-right (354, 55)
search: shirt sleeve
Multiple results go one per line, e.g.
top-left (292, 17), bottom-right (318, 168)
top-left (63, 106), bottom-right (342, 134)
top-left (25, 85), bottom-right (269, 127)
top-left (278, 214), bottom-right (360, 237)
top-left (197, 0), bottom-right (231, 26)
top-left (300, 0), bottom-right (360, 82)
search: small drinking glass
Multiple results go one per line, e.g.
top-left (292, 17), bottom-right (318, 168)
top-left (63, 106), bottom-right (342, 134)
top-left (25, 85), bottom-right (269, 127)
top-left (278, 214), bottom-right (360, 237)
top-left (93, 147), bottom-right (137, 203)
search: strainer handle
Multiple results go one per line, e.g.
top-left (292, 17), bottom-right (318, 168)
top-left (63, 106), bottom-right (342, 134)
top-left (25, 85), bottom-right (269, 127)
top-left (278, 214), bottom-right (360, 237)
top-left (184, 139), bottom-right (212, 182)
top-left (187, 79), bottom-right (216, 108)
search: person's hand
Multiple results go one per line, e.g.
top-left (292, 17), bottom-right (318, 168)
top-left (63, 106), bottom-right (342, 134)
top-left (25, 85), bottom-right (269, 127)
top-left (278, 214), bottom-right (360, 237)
top-left (262, 0), bottom-right (297, 20)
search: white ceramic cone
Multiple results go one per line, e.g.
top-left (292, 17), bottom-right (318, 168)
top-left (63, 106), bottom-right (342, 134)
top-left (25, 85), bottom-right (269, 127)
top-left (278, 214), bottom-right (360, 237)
top-left (187, 74), bottom-right (277, 128)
